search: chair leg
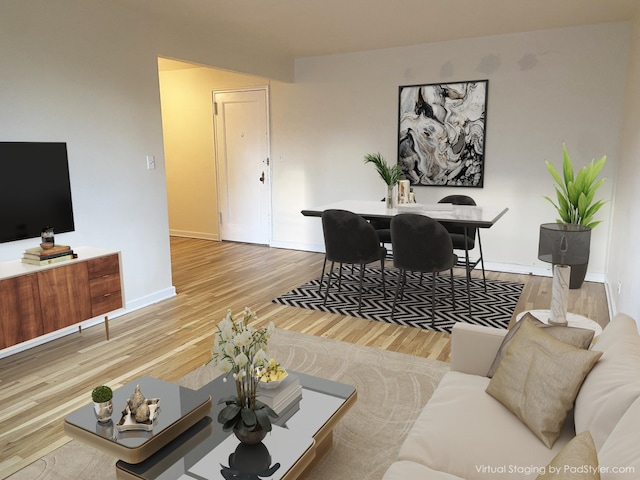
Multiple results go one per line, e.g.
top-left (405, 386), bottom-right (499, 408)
top-left (431, 273), bottom-right (436, 326)
top-left (450, 267), bottom-right (456, 309)
top-left (465, 264), bottom-right (472, 316)
top-left (391, 269), bottom-right (405, 320)
top-left (323, 261), bottom-right (335, 306)
top-left (380, 257), bottom-right (386, 299)
top-left (318, 255), bottom-right (327, 293)
top-left (463, 227), bottom-right (472, 284)
top-left (358, 264), bottom-right (366, 315)
top-left (463, 228), bottom-right (472, 316)
top-left (337, 263), bottom-right (344, 291)
top-left (400, 270), bottom-right (407, 300)
top-left (477, 230), bottom-right (487, 292)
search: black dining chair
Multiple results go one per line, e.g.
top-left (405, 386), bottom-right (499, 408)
top-left (321, 209), bottom-right (387, 314)
top-left (390, 214), bottom-right (459, 326)
top-left (369, 217), bottom-right (391, 246)
top-left (368, 197), bottom-right (392, 248)
top-left (438, 195), bottom-right (487, 298)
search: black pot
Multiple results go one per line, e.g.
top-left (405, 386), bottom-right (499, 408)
top-left (233, 425), bottom-right (267, 445)
top-left (539, 223), bottom-right (591, 289)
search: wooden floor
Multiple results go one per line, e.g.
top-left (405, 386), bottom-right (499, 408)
top-left (0, 237), bottom-right (610, 478)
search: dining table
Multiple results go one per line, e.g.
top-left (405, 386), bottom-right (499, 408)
top-left (300, 199), bottom-right (508, 227)
top-left (301, 199), bottom-right (509, 315)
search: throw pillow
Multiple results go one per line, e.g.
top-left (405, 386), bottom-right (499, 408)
top-left (487, 312), bottom-right (595, 378)
top-left (486, 318), bottom-right (602, 448)
top-left (536, 431), bottom-right (600, 479)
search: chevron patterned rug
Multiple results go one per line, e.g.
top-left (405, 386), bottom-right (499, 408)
top-left (273, 267), bottom-right (523, 333)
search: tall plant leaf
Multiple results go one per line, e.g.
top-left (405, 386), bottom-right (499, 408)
top-left (544, 145), bottom-right (607, 228)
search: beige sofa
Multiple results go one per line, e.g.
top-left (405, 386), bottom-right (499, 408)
top-left (382, 313), bottom-right (640, 480)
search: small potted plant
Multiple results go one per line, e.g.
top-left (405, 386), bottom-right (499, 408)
top-left (92, 385), bottom-right (113, 423)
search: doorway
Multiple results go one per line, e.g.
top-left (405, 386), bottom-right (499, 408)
top-left (213, 88), bottom-right (271, 245)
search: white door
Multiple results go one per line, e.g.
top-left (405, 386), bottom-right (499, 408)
top-left (214, 88), bottom-right (270, 244)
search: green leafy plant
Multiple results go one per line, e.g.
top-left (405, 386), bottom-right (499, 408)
top-left (91, 385), bottom-right (113, 403)
top-left (364, 152), bottom-right (403, 186)
top-left (544, 145), bottom-right (607, 229)
top-left (217, 395), bottom-right (278, 435)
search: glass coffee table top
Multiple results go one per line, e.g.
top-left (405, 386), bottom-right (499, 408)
top-left (115, 371), bottom-right (357, 480)
top-left (64, 376), bottom-right (212, 464)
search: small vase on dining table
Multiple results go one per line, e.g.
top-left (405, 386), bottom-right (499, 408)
top-left (386, 184), bottom-right (398, 209)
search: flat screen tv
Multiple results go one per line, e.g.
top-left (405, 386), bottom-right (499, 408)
top-left (0, 142), bottom-right (75, 244)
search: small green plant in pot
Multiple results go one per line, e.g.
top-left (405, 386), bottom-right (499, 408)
top-left (543, 144), bottom-right (607, 288)
top-left (92, 385), bottom-right (113, 423)
top-left (364, 152), bottom-right (403, 209)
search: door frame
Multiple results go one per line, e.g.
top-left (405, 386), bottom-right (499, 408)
top-left (212, 86), bottom-right (272, 245)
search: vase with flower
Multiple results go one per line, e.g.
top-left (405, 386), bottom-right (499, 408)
top-left (209, 307), bottom-right (279, 445)
top-left (364, 152), bottom-right (403, 209)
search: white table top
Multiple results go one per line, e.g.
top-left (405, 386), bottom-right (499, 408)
top-left (516, 309), bottom-right (603, 336)
top-left (301, 199), bottom-right (508, 228)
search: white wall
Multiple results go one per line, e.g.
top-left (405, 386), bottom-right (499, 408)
top-left (270, 23), bottom-right (630, 285)
top-left (608, 11), bottom-right (640, 322)
top-left (0, 1), bottom-right (292, 330)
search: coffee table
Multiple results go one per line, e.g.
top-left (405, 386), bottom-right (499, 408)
top-left (114, 371), bottom-right (357, 480)
top-left (64, 377), bottom-right (212, 464)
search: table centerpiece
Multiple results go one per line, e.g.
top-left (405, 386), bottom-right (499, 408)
top-left (209, 307), bottom-right (279, 444)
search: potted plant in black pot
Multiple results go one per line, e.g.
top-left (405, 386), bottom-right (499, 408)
top-left (542, 144), bottom-right (607, 288)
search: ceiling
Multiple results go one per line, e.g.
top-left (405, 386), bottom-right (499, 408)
top-left (121, 0), bottom-right (639, 60)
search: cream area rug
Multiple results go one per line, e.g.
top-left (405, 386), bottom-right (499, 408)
top-left (10, 329), bottom-right (449, 480)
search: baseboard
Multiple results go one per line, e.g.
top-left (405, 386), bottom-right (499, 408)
top-left (170, 229), bottom-right (219, 241)
top-left (118, 286), bottom-right (177, 316)
top-left (270, 240), bottom-right (325, 253)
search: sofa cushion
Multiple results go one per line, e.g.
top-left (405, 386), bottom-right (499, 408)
top-left (574, 313), bottom-right (640, 450)
top-left (487, 312), bottom-right (595, 377)
top-left (536, 431), bottom-right (600, 479)
top-left (486, 318), bottom-right (602, 448)
top-left (398, 371), bottom-right (574, 480)
top-left (598, 396), bottom-right (640, 479)
top-left (382, 460), bottom-right (465, 480)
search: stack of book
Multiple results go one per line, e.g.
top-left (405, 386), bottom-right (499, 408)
top-left (257, 374), bottom-right (303, 425)
top-left (22, 244), bottom-right (76, 266)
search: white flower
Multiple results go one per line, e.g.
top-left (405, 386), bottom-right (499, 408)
top-left (266, 321), bottom-right (276, 338)
top-left (223, 342), bottom-right (236, 357)
top-left (233, 330), bottom-right (252, 348)
top-left (253, 348), bottom-right (268, 366)
top-left (209, 307), bottom-right (277, 382)
top-left (235, 352), bottom-right (249, 368)
top-left (218, 358), bottom-right (233, 373)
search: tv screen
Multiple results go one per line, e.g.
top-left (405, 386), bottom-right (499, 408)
top-left (0, 142), bottom-right (75, 244)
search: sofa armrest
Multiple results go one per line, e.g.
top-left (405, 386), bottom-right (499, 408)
top-left (450, 323), bottom-right (508, 376)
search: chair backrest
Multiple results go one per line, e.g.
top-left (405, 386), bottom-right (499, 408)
top-left (390, 213), bottom-right (456, 273)
top-left (438, 195), bottom-right (477, 241)
top-left (321, 209), bottom-right (382, 264)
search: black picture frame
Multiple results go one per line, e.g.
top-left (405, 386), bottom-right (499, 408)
top-left (397, 79), bottom-right (488, 187)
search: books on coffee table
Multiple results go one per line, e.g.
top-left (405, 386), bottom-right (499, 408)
top-left (257, 373), bottom-right (302, 415)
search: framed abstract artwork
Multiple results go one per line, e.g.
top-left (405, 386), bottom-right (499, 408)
top-left (397, 79), bottom-right (488, 187)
